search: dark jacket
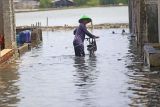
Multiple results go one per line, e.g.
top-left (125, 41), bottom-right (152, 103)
top-left (73, 23), bottom-right (95, 46)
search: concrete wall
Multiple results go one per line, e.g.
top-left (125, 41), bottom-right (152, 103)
top-left (146, 1), bottom-right (159, 43)
top-left (129, 0), bottom-right (159, 47)
top-left (158, 0), bottom-right (160, 42)
top-left (128, 0), bottom-right (144, 47)
top-left (0, 1), bottom-right (4, 36)
top-left (147, 4), bottom-right (158, 42)
top-left (0, 0), bottom-right (16, 49)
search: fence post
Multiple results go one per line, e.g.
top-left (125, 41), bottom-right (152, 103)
top-left (47, 17), bottom-right (48, 27)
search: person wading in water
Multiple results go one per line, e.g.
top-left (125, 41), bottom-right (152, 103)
top-left (73, 15), bottom-right (99, 57)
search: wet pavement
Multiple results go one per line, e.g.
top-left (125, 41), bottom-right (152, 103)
top-left (0, 29), bottom-right (160, 107)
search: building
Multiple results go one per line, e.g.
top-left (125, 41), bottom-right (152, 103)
top-left (14, 0), bottom-right (39, 9)
top-left (52, 0), bottom-right (76, 8)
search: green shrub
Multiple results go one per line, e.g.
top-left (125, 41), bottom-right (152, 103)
top-left (40, 0), bottom-right (52, 8)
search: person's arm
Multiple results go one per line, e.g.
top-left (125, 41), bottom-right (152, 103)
top-left (81, 24), bottom-right (96, 38)
top-left (73, 28), bottom-right (77, 35)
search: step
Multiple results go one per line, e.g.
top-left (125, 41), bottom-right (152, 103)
top-left (0, 49), bottom-right (14, 64)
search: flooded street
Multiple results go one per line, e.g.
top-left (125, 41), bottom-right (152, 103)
top-left (0, 6), bottom-right (160, 107)
top-left (17, 29), bottom-right (130, 107)
top-left (1, 28), bottom-right (160, 107)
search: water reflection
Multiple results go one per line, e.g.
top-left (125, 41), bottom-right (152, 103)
top-left (0, 64), bottom-right (20, 107)
top-left (73, 56), bottom-right (99, 107)
top-left (126, 37), bottom-right (160, 107)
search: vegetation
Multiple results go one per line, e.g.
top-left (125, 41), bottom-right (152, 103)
top-left (73, 0), bottom-right (100, 6)
top-left (38, 0), bottom-right (128, 8)
top-left (73, 0), bottom-right (128, 6)
top-left (87, 0), bottom-right (100, 6)
top-left (73, 0), bottom-right (87, 6)
top-left (115, 0), bottom-right (128, 4)
top-left (39, 0), bottom-right (52, 8)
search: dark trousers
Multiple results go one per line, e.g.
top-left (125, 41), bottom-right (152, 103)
top-left (74, 44), bottom-right (85, 57)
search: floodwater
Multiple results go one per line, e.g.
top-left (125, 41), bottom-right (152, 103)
top-left (1, 28), bottom-right (160, 107)
top-left (1, 6), bottom-right (160, 107)
top-left (15, 6), bottom-right (128, 26)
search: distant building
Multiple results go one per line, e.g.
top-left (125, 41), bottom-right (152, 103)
top-left (14, 0), bottom-right (39, 9)
top-left (52, 0), bottom-right (76, 8)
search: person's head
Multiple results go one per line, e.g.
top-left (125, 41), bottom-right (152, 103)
top-left (79, 15), bottom-right (92, 25)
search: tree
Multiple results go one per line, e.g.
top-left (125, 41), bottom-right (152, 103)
top-left (116, 0), bottom-right (128, 4)
top-left (69, 0), bottom-right (128, 6)
top-left (40, 0), bottom-right (52, 8)
top-left (99, 0), bottom-right (116, 5)
top-left (99, 0), bottom-right (128, 5)
top-left (73, 0), bottom-right (87, 6)
top-left (87, 0), bottom-right (100, 6)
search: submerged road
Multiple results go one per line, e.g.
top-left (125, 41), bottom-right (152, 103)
top-left (0, 29), bottom-right (160, 107)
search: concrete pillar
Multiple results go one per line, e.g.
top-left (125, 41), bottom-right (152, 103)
top-left (129, 0), bottom-right (159, 46)
top-left (128, 0), bottom-right (133, 33)
top-left (146, 0), bottom-right (159, 43)
top-left (0, 0), bottom-right (15, 49)
top-left (0, 1), bottom-right (4, 35)
top-left (11, 0), bottom-right (16, 42)
top-left (158, 0), bottom-right (160, 43)
top-left (140, 0), bottom-right (147, 45)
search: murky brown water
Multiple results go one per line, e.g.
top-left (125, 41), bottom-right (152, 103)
top-left (0, 29), bottom-right (160, 107)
